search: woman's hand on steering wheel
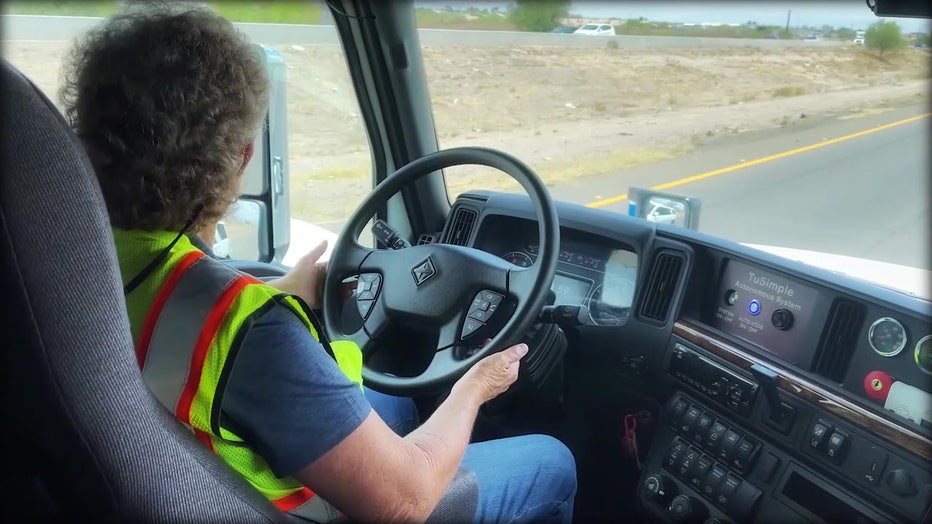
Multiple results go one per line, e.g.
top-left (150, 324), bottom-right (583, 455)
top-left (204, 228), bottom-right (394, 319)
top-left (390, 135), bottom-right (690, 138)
top-left (268, 240), bottom-right (329, 309)
top-left (452, 343), bottom-right (529, 404)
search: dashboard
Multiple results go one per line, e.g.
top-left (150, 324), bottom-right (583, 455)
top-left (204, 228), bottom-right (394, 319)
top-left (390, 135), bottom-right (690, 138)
top-left (441, 190), bottom-right (932, 524)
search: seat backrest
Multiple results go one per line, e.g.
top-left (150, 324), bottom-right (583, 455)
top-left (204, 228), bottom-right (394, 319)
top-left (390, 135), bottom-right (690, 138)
top-left (0, 58), bottom-right (287, 523)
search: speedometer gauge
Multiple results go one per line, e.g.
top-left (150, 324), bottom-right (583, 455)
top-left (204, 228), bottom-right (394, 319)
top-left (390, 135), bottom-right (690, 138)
top-left (868, 317), bottom-right (908, 357)
top-left (502, 251), bottom-right (533, 267)
top-left (915, 335), bottom-right (932, 375)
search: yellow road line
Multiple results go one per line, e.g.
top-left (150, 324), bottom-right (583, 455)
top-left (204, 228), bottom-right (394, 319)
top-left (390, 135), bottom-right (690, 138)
top-left (586, 112), bottom-right (931, 208)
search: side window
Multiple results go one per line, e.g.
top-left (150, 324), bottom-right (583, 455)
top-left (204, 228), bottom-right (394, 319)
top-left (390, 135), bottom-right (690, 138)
top-left (1, 4), bottom-right (373, 266)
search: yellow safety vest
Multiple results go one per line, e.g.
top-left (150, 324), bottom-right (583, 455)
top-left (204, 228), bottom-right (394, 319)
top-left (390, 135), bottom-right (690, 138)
top-left (113, 229), bottom-right (363, 521)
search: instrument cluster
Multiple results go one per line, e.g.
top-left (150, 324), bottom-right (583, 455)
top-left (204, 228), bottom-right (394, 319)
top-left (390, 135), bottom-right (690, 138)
top-left (497, 240), bottom-right (638, 326)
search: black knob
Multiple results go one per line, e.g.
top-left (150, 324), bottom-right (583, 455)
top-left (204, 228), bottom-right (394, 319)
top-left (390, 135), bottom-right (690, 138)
top-left (642, 474), bottom-right (675, 505)
top-left (771, 308), bottom-right (794, 330)
top-left (886, 469), bottom-right (917, 497)
top-left (669, 494), bottom-right (707, 523)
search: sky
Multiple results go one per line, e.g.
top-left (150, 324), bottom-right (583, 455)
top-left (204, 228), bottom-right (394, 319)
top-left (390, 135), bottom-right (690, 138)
top-left (416, 1), bottom-right (930, 32)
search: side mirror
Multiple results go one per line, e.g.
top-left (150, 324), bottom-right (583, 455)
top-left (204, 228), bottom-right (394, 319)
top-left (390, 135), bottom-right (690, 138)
top-left (213, 221), bottom-right (231, 259)
top-left (866, 0), bottom-right (931, 18)
top-left (628, 187), bottom-right (702, 231)
top-left (215, 200), bottom-right (264, 261)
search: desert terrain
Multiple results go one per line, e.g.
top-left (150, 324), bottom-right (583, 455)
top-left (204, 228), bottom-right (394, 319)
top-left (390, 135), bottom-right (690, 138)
top-left (3, 41), bottom-right (928, 226)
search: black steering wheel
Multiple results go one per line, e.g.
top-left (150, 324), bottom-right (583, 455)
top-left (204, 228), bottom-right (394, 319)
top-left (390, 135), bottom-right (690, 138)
top-left (323, 147), bottom-right (559, 395)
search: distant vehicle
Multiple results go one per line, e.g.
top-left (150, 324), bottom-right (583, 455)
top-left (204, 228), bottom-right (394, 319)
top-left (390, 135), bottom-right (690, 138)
top-left (805, 34), bottom-right (822, 41)
top-left (551, 25), bottom-right (577, 34)
top-left (574, 24), bottom-right (616, 36)
top-left (644, 202), bottom-right (678, 225)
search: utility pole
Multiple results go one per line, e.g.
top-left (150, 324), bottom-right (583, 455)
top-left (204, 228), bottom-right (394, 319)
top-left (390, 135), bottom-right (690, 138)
top-left (785, 9), bottom-right (792, 34)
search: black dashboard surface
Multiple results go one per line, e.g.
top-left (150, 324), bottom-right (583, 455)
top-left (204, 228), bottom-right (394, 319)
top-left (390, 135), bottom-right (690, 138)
top-left (443, 190), bottom-right (932, 523)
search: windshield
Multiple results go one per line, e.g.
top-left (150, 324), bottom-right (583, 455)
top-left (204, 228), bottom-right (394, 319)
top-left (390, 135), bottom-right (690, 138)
top-left (417, 2), bottom-right (930, 272)
top-left (0, 1), bottom-right (928, 275)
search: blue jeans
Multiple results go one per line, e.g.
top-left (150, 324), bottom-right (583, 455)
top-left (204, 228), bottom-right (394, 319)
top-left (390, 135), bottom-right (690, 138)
top-left (364, 387), bottom-right (577, 523)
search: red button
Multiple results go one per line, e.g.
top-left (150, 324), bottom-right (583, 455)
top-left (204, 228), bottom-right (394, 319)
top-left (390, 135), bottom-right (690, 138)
top-left (863, 371), bottom-right (892, 401)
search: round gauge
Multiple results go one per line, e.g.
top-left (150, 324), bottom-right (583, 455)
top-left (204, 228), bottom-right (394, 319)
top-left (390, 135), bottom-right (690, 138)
top-left (586, 279), bottom-right (635, 326)
top-left (525, 242), bottom-right (540, 255)
top-left (915, 335), bottom-right (932, 375)
top-left (868, 317), bottom-right (908, 357)
top-left (502, 251), bottom-right (533, 267)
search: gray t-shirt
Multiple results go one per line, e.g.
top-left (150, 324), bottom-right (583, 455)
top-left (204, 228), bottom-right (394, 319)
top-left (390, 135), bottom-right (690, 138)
top-left (219, 303), bottom-right (371, 477)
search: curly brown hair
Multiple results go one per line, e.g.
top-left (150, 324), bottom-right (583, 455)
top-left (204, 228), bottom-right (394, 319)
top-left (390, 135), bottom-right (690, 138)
top-left (60, 4), bottom-right (270, 232)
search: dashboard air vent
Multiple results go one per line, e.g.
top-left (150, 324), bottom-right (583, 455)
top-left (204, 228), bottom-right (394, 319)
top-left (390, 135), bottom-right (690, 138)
top-left (638, 250), bottom-right (685, 323)
top-left (813, 298), bottom-right (866, 382)
top-left (446, 207), bottom-right (477, 246)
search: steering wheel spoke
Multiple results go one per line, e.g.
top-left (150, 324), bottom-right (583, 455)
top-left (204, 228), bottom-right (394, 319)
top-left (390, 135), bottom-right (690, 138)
top-left (337, 291), bottom-right (391, 357)
top-left (437, 315), bottom-right (465, 351)
top-left (508, 266), bottom-right (537, 301)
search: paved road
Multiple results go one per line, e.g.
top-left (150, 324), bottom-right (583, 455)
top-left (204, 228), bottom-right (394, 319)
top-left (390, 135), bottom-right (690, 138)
top-left (304, 105), bottom-right (929, 270)
top-left (550, 104), bottom-right (931, 269)
top-left (0, 14), bottom-right (844, 49)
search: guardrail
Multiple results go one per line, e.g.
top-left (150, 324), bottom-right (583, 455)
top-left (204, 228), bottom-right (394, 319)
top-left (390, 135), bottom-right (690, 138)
top-left (1, 14), bottom-right (845, 49)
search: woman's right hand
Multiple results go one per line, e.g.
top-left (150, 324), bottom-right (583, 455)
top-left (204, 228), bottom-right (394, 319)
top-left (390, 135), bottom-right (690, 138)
top-left (452, 343), bottom-right (529, 404)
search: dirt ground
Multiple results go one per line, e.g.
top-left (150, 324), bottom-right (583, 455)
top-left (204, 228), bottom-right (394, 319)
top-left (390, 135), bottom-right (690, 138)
top-left (3, 41), bottom-right (928, 225)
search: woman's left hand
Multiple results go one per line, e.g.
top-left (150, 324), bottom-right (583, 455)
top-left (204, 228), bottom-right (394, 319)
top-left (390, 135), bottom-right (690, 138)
top-left (268, 240), bottom-right (329, 309)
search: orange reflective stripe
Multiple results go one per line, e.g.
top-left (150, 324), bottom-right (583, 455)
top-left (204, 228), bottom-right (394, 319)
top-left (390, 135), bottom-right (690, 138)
top-left (193, 427), bottom-right (216, 452)
top-left (175, 275), bottom-right (251, 428)
top-left (136, 251), bottom-right (204, 368)
top-left (272, 486), bottom-right (315, 512)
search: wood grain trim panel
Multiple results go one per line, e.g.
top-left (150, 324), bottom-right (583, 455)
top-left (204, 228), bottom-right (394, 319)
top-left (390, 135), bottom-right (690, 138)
top-left (673, 320), bottom-right (932, 461)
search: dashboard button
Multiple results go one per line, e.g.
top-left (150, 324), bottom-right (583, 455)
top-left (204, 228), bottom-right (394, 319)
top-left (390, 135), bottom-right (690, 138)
top-left (668, 396), bottom-right (689, 425)
top-left (714, 473), bottom-right (742, 510)
top-left (808, 421), bottom-right (833, 451)
top-left (771, 308), bottom-right (794, 331)
top-left (677, 447), bottom-right (701, 480)
top-left (680, 405), bottom-right (702, 435)
top-left (825, 431), bottom-right (849, 464)
top-left (717, 430), bottom-right (742, 463)
top-left (694, 413), bottom-right (714, 445)
top-left (664, 438), bottom-right (690, 470)
top-left (689, 454), bottom-right (715, 490)
top-left (702, 464), bottom-right (729, 500)
top-left (707, 421), bottom-right (728, 452)
top-left (733, 437), bottom-right (759, 472)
